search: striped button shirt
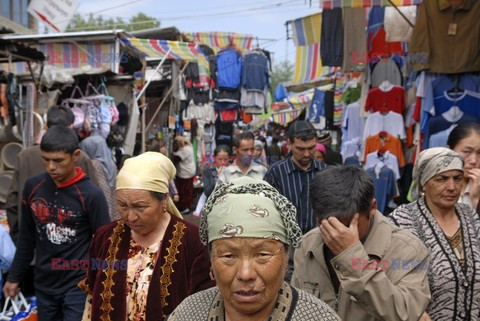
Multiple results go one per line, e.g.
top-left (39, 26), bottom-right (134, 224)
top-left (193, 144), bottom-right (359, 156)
top-left (264, 157), bottom-right (327, 234)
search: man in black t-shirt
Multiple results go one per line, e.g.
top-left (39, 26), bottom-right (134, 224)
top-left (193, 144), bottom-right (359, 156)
top-left (3, 126), bottom-right (110, 321)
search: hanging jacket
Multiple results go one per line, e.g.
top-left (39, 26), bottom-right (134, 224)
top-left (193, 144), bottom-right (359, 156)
top-left (217, 48), bottom-right (242, 90)
top-left (242, 52), bottom-right (269, 91)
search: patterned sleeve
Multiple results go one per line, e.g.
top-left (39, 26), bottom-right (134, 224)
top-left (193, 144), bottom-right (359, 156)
top-left (388, 204), bottom-right (419, 238)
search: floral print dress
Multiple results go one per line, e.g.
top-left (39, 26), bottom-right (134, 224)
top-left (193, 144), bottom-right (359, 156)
top-left (126, 238), bottom-right (162, 321)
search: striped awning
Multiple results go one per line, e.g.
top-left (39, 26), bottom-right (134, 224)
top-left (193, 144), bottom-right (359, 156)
top-left (292, 43), bottom-right (324, 84)
top-left (289, 13), bottom-right (322, 46)
top-left (120, 37), bottom-right (210, 87)
top-left (121, 37), bottom-right (207, 64)
top-left (321, 0), bottom-right (422, 9)
top-left (272, 110), bottom-right (299, 124)
top-left (184, 32), bottom-right (254, 53)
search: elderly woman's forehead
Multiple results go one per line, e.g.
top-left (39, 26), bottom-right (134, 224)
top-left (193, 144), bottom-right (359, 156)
top-left (430, 169), bottom-right (464, 179)
top-left (116, 189), bottom-right (153, 201)
top-left (213, 238), bottom-right (284, 249)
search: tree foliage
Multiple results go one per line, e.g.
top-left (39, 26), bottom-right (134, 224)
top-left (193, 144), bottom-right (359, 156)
top-left (271, 60), bottom-right (294, 92)
top-left (67, 12), bottom-right (160, 32)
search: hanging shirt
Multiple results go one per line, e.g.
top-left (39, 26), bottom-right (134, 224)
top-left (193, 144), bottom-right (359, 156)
top-left (364, 133), bottom-right (405, 167)
top-left (320, 8), bottom-right (344, 67)
top-left (422, 74), bottom-right (480, 124)
top-left (423, 112), bottom-right (479, 149)
top-left (363, 111), bottom-right (406, 141)
top-left (341, 102), bottom-right (364, 142)
top-left (365, 86), bottom-right (406, 114)
top-left (242, 52), bottom-right (269, 91)
top-left (216, 48), bottom-right (243, 89)
top-left (431, 91), bottom-right (480, 118)
top-left (370, 58), bottom-right (403, 88)
top-left (429, 125), bottom-right (457, 148)
top-left (308, 89), bottom-right (325, 124)
top-left (341, 137), bottom-right (362, 160)
top-left (410, 0), bottom-right (480, 73)
top-left (384, 6), bottom-right (416, 42)
top-left (365, 151), bottom-right (400, 180)
top-left (366, 166), bottom-right (398, 214)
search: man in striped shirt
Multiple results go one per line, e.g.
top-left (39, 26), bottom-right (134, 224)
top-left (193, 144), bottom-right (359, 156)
top-left (264, 120), bottom-right (327, 234)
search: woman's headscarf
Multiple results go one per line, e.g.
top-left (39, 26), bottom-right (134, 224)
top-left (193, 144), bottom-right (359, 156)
top-left (80, 135), bottom-right (117, 189)
top-left (316, 143), bottom-right (326, 156)
top-left (200, 176), bottom-right (302, 247)
top-left (411, 147), bottom-right (464, 200)
top-left (116, 152), bottom-right (181, 217)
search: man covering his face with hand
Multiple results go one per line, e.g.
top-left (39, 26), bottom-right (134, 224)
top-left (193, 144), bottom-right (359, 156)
top-left (292, 166), bottom-right (431, 321)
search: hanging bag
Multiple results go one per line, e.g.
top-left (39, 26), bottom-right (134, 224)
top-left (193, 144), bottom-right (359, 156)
top-left (0, 293), bottom-right (37, 321)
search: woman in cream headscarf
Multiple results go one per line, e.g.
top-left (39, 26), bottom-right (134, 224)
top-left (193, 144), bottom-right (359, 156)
top-left (390, 147), bottom-right (480, 321)
top-left (80, 152), bottom-right (214, 321)
top-left (167, 177), bottom-right (340, 321)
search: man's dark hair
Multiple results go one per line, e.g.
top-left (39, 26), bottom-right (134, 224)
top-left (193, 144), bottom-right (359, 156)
top-left (233, 132), bottom-right (254, 148)
top-left (288, 121), bottom-right (316, 143)
top-left (40, 126), bottom-right (79, 154)
top-left (46, 106), bottom-right (75, 128)
top-left (310, 166), bottom-right (375, 221)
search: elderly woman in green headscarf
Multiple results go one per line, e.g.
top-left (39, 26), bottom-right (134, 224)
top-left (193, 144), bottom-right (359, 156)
top-left (80, 152), bottom-right (214, 321)
top-left (167, 177), bottom-right (340, 321)
top-left (390, 147), bottom-right (480, 321)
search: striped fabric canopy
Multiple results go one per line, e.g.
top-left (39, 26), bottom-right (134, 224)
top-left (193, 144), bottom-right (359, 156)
top-left (292, 43), bottom-right (324, 83)
top-left (289, 13), bottom-right (322, 46)
top-left (272, 110), bottom-right (299, 124)
top-left (321, 0), bottom-right (422, 9)
top-left (185, 32), bottom-right (254, 53)
top-left (121, 37), bottom-right (210, 87)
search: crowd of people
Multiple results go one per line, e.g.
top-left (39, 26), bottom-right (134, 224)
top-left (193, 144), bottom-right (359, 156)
top-left (2, 105), bottom-right (480, 321)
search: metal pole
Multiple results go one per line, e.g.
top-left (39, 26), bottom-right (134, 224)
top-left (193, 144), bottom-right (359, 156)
top-left (141, 103), bottom-right (146, 153)
top-left (135, 47), bottom-right (172, 102)
top-left (145, 62), bottom-right (188, 133)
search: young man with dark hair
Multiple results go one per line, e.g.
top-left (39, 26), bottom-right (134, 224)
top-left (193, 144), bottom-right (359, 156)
top-left (3, 126), bottom-right (110, 321)
top-left (265, 120), bottom-right (326, 234)
top-left (292, 166), bottom-right (430, 321)
top-left (217, 131), bottom-right (267, 183)
top-left (6, 106), bottom-right (98, 243)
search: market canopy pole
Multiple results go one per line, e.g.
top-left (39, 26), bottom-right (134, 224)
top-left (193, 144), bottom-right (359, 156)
top-left (135, 47), bottom-right (172, 102)
top-left (144, 62), bottom-right (189, 138)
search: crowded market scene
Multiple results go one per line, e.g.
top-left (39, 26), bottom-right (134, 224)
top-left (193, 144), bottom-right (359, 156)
top-left (0, 0), bottom-right (479, 320)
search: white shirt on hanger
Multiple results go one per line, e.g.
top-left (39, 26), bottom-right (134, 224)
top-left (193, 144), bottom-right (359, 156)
top-left (363, 111), bottom-right (406, 140)
top-left (365, 151), bottom-right (401, 180)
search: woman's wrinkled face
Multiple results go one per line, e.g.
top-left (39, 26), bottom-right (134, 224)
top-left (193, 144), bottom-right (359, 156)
top-left (423, 170), bottom-right (464, 210)
top-left (117, 189), bottom-right (166, 235)
top-left (452, 132), bottom-right (480, 177)
top-left (211, 238), bottom-right (288, 318)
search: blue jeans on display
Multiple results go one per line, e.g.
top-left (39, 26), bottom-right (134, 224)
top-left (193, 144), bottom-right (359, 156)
top-left (36, 286), bottom-right (86, 321)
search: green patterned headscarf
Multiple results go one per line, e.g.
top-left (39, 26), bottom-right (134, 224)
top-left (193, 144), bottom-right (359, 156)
top-left (199, 177), bottom-right (302, 247)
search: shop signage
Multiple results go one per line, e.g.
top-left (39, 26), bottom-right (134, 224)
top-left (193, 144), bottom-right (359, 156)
top-left (28, 0), bottom-right (80, 33)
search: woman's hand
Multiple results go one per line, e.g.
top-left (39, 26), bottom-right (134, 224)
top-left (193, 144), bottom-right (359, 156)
top-left (419, 312), bottom-right (432, 321)
top-left (468, 168), bottom-right (480, 209)
top-left (173, 194), bottom-right (180, 203)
